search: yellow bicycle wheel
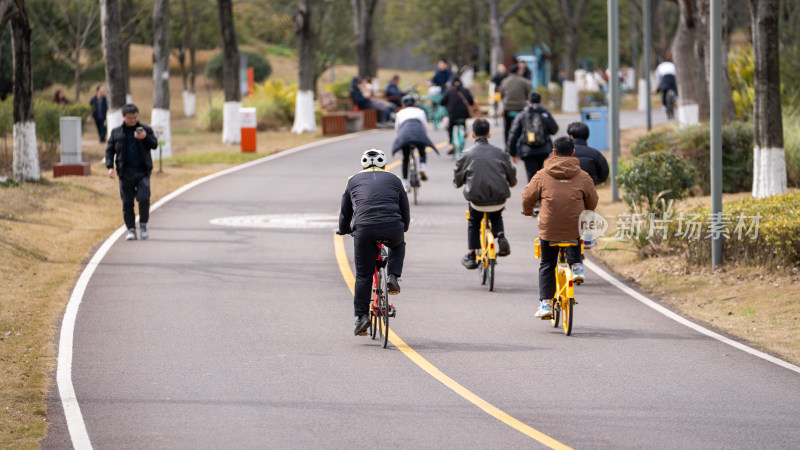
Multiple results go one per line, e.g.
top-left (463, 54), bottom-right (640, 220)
top-left (551, 296), bottom-right (560, 327)
top-left (563, 297), bottom-right (574, 335)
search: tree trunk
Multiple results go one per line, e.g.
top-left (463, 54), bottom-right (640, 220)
top-left (698, 0), bottom-right (736, 121)
top-left (101, 0), bottom-right (127, 136)
top-left (73, 0), bottom-right (82, 101)
top-left (217, 0), bottom-right (240, 145)
top-left (749, 0), bottom-right (785, 198)
top-left (152, 0), bottom-right (171, 157)
top-left (351, 0), bottom-right (378, 79)
top-left (11, 0), bottom-right (39, 182)
top-left (120, 0), bottom-right (134, 101)
top-left (671, 0), bottom-right (709, 123)
top-left (487, 0), bottom-right (525, 76)
top-left (292, 0), bottom-right (316, 134)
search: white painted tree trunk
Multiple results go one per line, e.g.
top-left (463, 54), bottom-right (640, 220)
top-left (13, 121), bottom-right (40, 181)
top-left (291, 90), bottom-right (317, 134)
top-left (222, 101), bottom-right (242, 145)
top-left (182, 90), bottom-right (196, 117)
top-left (561, 80), bottom-right (579, 113)
top-left (106, 107), bottom-right (123, 140)
top-left (150, 108), bottom-right (171, 158)
top-left (752, 147), bottom-right (787, 198)
top-left (678, 103), bottom-right (699, 128)
top-left (637, 79), bottom-right (648, 112)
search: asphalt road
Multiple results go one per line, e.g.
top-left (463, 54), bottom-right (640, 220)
top-left (45, 111), bottom-right (800, 449)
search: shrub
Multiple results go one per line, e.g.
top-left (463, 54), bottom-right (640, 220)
top-left (204, 50), bottom-right (272, 88)
top-left (326, 78), bottom-right (352, 100)
top-left (630, 122), bottom-right (754, 194)
top-left (677, 191), bottom-right (800, 267)
top-left (617, 150), bottom-right (697, 214)
top-left (198, 98), bottom-right (223, 132)
top-left (784, 113), bottom-right (800, 187)
top-left (243, 80), bottom-right (297, 130)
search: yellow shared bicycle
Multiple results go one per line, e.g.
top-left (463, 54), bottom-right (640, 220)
top-left (467, 210), bottom-right (497, 291)
top-left (535, 238), bottom-right (582, 335)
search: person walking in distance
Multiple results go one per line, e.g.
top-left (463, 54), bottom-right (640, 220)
top-left (89, 85), bottom-right (108, 143)
top-left (507, 91), bottom-right (559, 185)
top-left (498, 64), bottom-right (530, 144)
top-left (454, 118), bottom-right (517, 269)
top-left (338, 150), bottom-right (410, 336)
top-left (106, 104), bottom-right (159, 241)
top-left (521, 137), bottom-right (598, 319)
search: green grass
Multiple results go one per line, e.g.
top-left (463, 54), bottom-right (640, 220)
top-left (164, 152), bottom-right (265, 165)
top-left (742, 307), bottom-right (756, 317)
top-left (265, 44), bottom-right (296, 58)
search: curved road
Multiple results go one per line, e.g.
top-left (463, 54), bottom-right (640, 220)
top-left (46, 113), bottom-right (800, 449)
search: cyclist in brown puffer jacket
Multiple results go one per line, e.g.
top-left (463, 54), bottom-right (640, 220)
top-left (521, 137), bottom-right (598, 319)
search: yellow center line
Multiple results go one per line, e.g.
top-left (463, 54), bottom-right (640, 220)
top-left (333, 233), bottom-right (572, 449)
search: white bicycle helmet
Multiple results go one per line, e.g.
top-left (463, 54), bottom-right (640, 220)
top-left (361, 149), bottom-right (387, 169)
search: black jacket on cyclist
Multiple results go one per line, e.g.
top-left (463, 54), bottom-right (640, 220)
top-left (391, 111), bottom-right (435, 155)
top-left (507, 104), bottom-right (559, 159)
top-left (453, 136), bottom-right (517, 206)
top-left (573, 138), bottom-right (609, 185)
top-left (440, 86), bottom-right (474, 121)
top-left (339, 167), bottom-right (411, 234)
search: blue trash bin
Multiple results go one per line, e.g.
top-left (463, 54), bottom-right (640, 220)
top-left (580, 107), bottom-right (608, 151)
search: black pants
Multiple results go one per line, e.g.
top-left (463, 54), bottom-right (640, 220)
top-left (522, 153), bottom-right (549, 182)
top-left (352, 222), bottom-right (405, 316)
top-left (468, 205), bottom-right (504, 250)
top-left (538, 239), bottom-right (582, 300)
top-left (119, 168), bottom-right (151, 230)
top-left (401, 145), bottom-right (427, 179)
top-left (94, 117), bottom-right (107, 143)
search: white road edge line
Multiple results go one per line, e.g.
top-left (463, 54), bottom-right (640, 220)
top-left (56, 130), bottom-right (379, 449)
top-left (583, 259), bottom-right (800, 375)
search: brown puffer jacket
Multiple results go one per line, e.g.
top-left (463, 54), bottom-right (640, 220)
top-left (521, 156), bottom-right (599, 241)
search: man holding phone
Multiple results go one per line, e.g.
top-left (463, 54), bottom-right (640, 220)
top-left (106, 104), bottom-right (158, 240)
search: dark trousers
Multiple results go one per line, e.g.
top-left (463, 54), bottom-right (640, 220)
top-left (468, 205), bottom-right (504, 250)
top-left (538, 239), bottom-right (582, 300)
top-left (352, 222), bottom-right (405, 316)
top-left (119, 168), bottom-right (151, 230)
top-left (94, 117), bottom-right (107, 143)
top-left (401, 145), bottom-right (427, 179)
top-left (522, 153), bottom-right (549, 182)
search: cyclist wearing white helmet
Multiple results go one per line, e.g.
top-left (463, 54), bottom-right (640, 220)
top-left (338, 149), bottom-right (410, 336)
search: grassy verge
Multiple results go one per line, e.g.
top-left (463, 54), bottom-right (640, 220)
top-left (0, 129), bottom-right (321, 448)
top-left (589, 127), bottom-right (800, 366)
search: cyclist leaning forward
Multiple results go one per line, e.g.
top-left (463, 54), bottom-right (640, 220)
top-left (339, 149), bottom-right (410, 336)
top-left (521, 137), bottom-right (598, 319)
top-left (392, 95), bottom-right (437, 192)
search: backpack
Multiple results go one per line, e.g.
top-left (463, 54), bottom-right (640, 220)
top-left (524, 110), bottom-right (548, 147)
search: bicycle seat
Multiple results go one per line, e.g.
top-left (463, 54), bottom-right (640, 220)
top-left (549, 240), bottom-right (580, 247)
top-left (374, 239), bottom-right (390, 246)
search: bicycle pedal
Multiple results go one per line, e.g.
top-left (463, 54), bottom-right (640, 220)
top-left (389, 290), bottom-right (399, 295)
top-left (388, 306), bottom-right (396, 317)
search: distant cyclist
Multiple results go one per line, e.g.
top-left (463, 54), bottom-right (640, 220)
top-left (655, 56), bottom-right (678, 112)
top-left (338, 149), bottom-right (410, 336)
top-left (392, 95), bottom-right (436, 191)
top-left (507, 91), bottom-right (559, 183)
top-left (440, 76), bottom-right (475, 154)
top-left (454, 118), bottom-right (516, 268)
top-left (521, 137), bottom-right (598, 319)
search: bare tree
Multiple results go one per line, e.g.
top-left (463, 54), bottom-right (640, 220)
top-left (671, 0), bottom-right (709, 121)
top-left (173, 0), bottom-right (196, 117)
top-left (292, 0), bottom-right (316, 133)
top-left (151, 0), bottom-right (171, 156)
top-left (351, 0), bottom-right (378, 79)
top-left (749, 0), bottom-right (786, 197)
top-left (558, 0), bottom-right (589, 112)
top-left (120, 0), bottom-right (148, 101)
top-left (6, 0), bottom-right (39, 181)
top-left (698, 0), bottom-right (735, 121)
top-left (100, 0), bottom-right (127, 135)
top-left (29, 0), bottom-right (102, 101)
top-left (217, 0), bottom-right (241, 144)
top-left (487, 0), bottom-right (526, 74)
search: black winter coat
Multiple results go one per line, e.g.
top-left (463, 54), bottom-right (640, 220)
top-left (440, 86), bottom-right (474, 120)
top-left (453, 137), bottom-right (517, 206)
top-left (392, 119), bottom-right (435, 154)
top-left (339, 167), bottom-right (411, 234)
top-left (105, 122), bottom-right (158, 174)
top-left (506, 104), bottom-right (559, 158)
top-left (573, 138), bottom-right (609, 185)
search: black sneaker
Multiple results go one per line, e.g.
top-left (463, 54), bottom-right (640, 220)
top-left (387, 274), bottom-right (401, 294)
top-left (461, 252), bottom-right (478, 270)
top-left (496, 234), bottom-right (510, 256)
top-left (354, 314), bottom-right (370, 336)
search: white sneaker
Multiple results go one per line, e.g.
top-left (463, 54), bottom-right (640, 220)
top-left (140, 223), bottom-right (149, 240)
top-left (125, 228), bottom-right (137, 240)
top-left (402, 179), bottom-right (411, 193)
top-left (535, 300), bottom-right (552, 319)
top-left (419, 163), bottom-right (428, 181)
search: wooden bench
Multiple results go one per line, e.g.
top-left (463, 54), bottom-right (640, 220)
top-left (319, 91), bottom-right (353, 112)
top-left (321, 111), bottom-right (364, 135)
top-left (360, 108), bottom-right (377, 129)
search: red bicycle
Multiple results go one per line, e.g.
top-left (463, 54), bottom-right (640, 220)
top-left (369, 241), bottom-right (396, 348)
